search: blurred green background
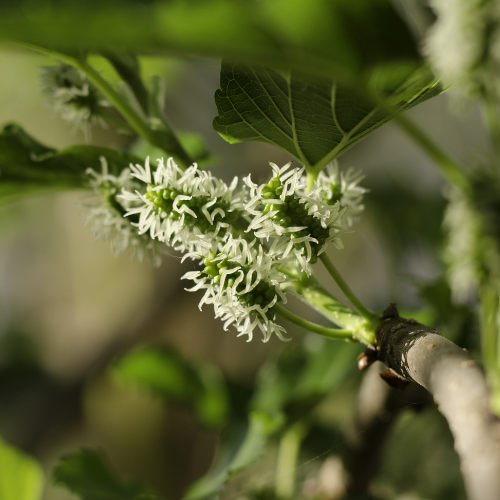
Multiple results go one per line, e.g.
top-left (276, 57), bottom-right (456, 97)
top-left (0, 41), bottom-right (486, 500)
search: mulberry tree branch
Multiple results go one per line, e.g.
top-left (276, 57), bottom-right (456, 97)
top-left (376, 305), bottom-right (500, 500)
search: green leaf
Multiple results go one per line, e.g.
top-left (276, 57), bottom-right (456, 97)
top-left (4, 0), bottom-right (419, 82)
top-left (53, 449), bottom-right (165, 500)
top-left (184, 412), bottom-right (283, 500)
top-left (0, 436), bottom-right (44, 500)
top-left (213, 62), bottom-right (442, 171)
top-left (0, 123), bottom-right (140, 199)
top-left (112, 347), bottom-right (229, 427)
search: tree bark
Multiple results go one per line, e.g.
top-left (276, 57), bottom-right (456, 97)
top-left (376, 309), bottom-right (500, 500)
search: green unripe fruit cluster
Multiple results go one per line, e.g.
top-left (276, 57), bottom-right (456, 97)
top-left (325, 183), bottom-right (342, 206)
top-left (99, 181), bottom-right (132, 220)
top-left (145, 185), bottom-right (237, 235)
top-left (42, 63), bottom-right (105, 118)
top-left (202, 252), bottom-right (281, 310)
top-left (262, 176), bottom-right (331, 260)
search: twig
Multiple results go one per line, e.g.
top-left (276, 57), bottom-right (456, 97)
top-left (376, 308), bottom-right (500, 500)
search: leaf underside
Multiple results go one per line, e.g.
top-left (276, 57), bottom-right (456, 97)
top-left (213, 62), bottom-right (442, 170)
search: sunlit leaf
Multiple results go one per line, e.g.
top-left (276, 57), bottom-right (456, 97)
top-left (53, 449), bottom-right (165, 500)
top-left (113, 347), bottom-right (203, 400)
top-left (0, 436), bottom-right (43, 500)
top-left (112, 347), bottom-right (229, 427)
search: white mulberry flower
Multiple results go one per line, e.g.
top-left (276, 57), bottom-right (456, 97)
top-left (182, 237), bottom-right (291, 342)
top-left (40, 63), bottom-right (109, 138)
top-left (442, 185), bottom-right (481, 302)
top-left (119, 157), bottom-right (246, 257)
top-left (83, 157), bottom-right (168, 266)
top-left (244, 162), bottom-right (344, 276)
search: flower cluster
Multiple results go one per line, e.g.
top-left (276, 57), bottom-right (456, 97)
top-left (85, 156), bottom-right (366, 342)
top-left (424, 0), bottom-right (500, 96)
top-left (119, 157), bottom-right (246, 257)
top-left (83, 157), bottom-right (168, 267)
top-left (442, 186), bottom-right (481, 303)
top-left (316, 161), bottom-right (366, 228)
top-left (40, 63), bottom-right (109, 137)
top-left (245, 162), bottom-right (346, 276)
top-left (182, 238), bottom-right (290, 342)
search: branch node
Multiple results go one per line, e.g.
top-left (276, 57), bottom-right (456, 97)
top-left (379, 369), bottom-right (409, 390)
top-left (381, 302), bottom-right (399, 320)
top-left (357, 345), bottom-right (378, 371)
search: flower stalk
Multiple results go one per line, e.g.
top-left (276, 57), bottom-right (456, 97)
top-left (273, 304), bottom-right (353, 340)
top-left (82, 154), bottom-right (371, 343)
top-left (319, 253), bottom-right (376, 322)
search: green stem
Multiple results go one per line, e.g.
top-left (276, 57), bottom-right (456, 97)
top-left (481, 83), bottom-right (500, 163)
top-left (273, 304), bottom-right (353, 340)
top-left (275, 421), bottom-right (308, 500)
top-left (319, 253), bottom-right (376, 322)
top-left (100, 111), bottom-right (136, 134)
top-left (282, 269), bottom-right (376, 344)
top-left (284, 269), bottom-right (361, 327)
top-left (14, 41), bottom-right (193, 169)
top-left (394, 113), bottom-right (470, 194)
top-left (306, 171), bottom-right (317, 191)
top-left (480, 282), bottom-right (500, 416)
top-left (102, 51), bottom-right (150, 115)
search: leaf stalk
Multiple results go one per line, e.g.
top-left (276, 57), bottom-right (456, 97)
top-left (393, 113), bottom-right (470, 193)
top-left (273, 304), bottom-right (353, 341)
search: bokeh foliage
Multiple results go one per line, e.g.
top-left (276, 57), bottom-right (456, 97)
top-left (0, 1), bottom-right (482, 500)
